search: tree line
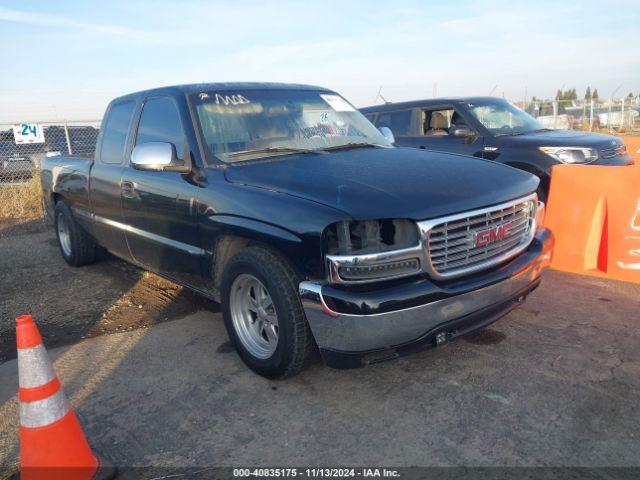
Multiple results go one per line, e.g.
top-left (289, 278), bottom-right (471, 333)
top-left (555, 87), bottom-right (635, 102)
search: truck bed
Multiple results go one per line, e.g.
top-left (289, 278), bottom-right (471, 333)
top-left (40, 155), bottom-right (93, 220)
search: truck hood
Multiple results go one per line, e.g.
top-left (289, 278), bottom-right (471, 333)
top-left (224, 147), bottom-right (538, 220)
top-left (499, 129), bottom-right (624, 151)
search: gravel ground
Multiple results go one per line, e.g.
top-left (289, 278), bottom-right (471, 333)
top-left (1, 269), bottom-right (639, 476)
top-left (0, 218), bottom-right (216, 362)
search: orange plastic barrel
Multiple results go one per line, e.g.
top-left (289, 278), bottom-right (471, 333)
top-left (621, 136), bottom-right (640, 165)
top-left (544, 164), bottom-right (640, 283)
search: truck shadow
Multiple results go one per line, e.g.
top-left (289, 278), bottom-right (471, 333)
top-left (0, 218), bottom-right (217, 363)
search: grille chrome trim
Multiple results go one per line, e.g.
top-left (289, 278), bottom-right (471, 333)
top-left (324, 193), bottom-right (538, 284)
top-left (418, 194), bottom-right (538, 280)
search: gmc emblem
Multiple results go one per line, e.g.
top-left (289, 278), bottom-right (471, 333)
top-left (473, 221), bottom-right (513, 247)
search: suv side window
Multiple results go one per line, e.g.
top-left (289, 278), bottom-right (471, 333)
top-left (374, 110), bottom-right (412, 136)
top-left (421, 108), bottom-right (458, 136)
top-left (100, 101), bottom-right (135, 164)
top-left (135, 97), bottom-right (185, 159)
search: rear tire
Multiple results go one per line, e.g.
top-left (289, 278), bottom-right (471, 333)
top-left (54, 201), bottom-right (97, 267)
top-left (220, 246), bottom-right (314, 379)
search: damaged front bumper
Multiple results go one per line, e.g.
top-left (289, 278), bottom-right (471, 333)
top-left (300, 228), bottom-right (554, 368)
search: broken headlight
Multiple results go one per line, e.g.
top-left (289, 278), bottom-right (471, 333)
top-left (324, 219), bottom-right (422, 282)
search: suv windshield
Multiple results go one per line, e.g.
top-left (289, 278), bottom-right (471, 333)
top-left (466, 99), bottom-right (544, 136)
top-left (189, 89), bottom-right (389, 162)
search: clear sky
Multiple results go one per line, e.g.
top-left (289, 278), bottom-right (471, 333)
top-left (1, 0), bottom-right (638, 123)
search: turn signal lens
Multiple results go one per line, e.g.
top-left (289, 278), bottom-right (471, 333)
top-left (338, 259), bottom-right (421, 281)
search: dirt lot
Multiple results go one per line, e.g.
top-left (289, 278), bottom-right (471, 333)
top-left (0, 218), bottom-right (216, 362)
top-left (1, 217), bottom-right (640, 476)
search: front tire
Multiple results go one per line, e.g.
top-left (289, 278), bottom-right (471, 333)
top-left (54, 201), bottom-right (97, 267)
top-left (220, 246), bottom-right (314, 379)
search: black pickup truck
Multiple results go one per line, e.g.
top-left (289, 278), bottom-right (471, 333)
top-left (41, 83), bottom-right (553, 378)
top-left (361, 97), bottom-right (633, 201)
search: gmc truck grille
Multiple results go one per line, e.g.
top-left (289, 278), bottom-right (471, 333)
top-left (426, 196), bottom-right (537, 278)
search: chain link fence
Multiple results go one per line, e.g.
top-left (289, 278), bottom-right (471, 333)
top-left (521, 98), bottom-right (640, 133)
top-left (0, 121), bottom-right (100, 219)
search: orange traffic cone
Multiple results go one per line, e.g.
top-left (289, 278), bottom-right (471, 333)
top-left (15, 315), bottom-right (116, 480)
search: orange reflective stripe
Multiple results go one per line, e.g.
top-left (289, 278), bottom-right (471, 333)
top-left (19, 377), bottom-right (61, 403)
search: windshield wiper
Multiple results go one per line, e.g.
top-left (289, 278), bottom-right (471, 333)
top-left (226, 142), bottom-right (387, 159)
top-left (227, 146), bottom-right (316, 158)
top-left (318, 142), bottom-right (388, 151)
top-left (495, 128), bottom-right (551, 137)
top-left (494, 131), bottom-right (525, 137)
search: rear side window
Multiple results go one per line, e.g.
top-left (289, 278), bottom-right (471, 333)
top-left (135, 98), bottom-right (185, 159)
top-left (374, 110), bottom-right (412, 136)
top-left (100, 101), bottom-right (135, 164)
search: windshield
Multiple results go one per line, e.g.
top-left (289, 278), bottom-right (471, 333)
top-left (189, 89), bottom-right (389, 162)
top-left (466, 99), bottom-right (544, 135)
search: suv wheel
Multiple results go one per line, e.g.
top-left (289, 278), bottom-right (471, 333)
top-left (54, 201), bottom-right (97, 266)
top-left (221, 246), bottom-right (314, 378)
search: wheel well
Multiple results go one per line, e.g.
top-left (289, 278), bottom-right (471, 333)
top-left (211, 235), bottom-right (250, 300)
top-left (210, 235), bottom-right (306, 302)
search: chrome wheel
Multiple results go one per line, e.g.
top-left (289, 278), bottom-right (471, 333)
top-left (229, 274), bottom-right (279, 359)
top-left (56, 212), bottom-right (72, 257)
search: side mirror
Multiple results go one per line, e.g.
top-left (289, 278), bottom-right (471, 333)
top-left (450, 125), bottom-right (476, 138)
top-left (131, 142), bottom-right (191, 173)
top-left (379, 126), bottom-right (395, 145)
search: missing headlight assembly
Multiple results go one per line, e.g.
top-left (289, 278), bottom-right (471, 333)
top-left (324, 219), bottom-right (423, 283)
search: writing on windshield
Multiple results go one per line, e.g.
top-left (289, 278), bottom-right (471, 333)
top-left (190, 89), bottom-right (388, 162)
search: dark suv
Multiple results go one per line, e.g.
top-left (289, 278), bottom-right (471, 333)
top-left (361, 97), bottom-right (633, 200)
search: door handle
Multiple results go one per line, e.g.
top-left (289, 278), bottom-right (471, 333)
top-left (121, 180), bottom-right (135, 198)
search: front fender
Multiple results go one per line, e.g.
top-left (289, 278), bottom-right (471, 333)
top-left (197, 169), bottom-right (352, 280)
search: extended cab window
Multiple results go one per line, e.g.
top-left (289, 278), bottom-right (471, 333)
top-left (374, 110), bottom-right (412, 136)
top-left (100, 101), bottom-right (135, 164)
top-left (136, 98), bottom-right (185, 159)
